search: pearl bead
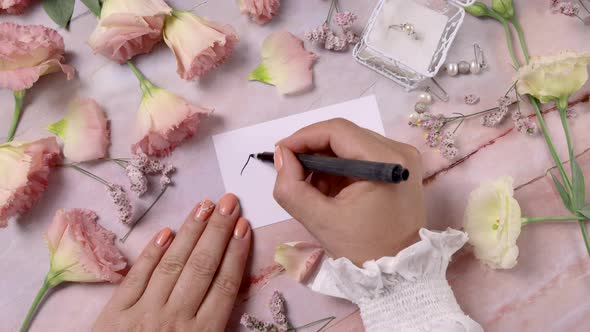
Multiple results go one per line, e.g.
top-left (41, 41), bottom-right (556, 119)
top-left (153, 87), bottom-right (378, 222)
top-left (446, 63), bottom-right (458, 76)
top-left (414, 102), bottom-right (428, 113)
top-left (417, 92), bottom-right (433, 105)
top-left (409, 112), bottom-right (420, 121)
top-left (402, 23), bottom-right (414, 34)
top-left (470, 60), bottom-right (481, 74)
top-left (458, 61), bottom-right (470, 74)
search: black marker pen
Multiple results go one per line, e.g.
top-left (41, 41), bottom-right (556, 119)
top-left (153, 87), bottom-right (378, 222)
top-left (242, 152), bottom-right (410, 184)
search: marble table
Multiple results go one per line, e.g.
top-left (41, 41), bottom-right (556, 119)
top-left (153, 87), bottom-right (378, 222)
top-left (1, 0), bottom-right (590, 331)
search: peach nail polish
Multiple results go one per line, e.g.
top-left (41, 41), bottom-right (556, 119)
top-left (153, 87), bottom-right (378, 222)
top-left (219, 193), bottom-right (238, 216)
top-left (274, 146), bottom-right (283, 171)
top-left (155, 228), bottom-right (172, 247)
top-left (194, 200), bottom-right (215, 222)
top-left (234, 218), bottom-right (250, 239)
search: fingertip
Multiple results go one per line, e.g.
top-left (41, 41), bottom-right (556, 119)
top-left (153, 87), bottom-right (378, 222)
top-left (233, 217), bottom-right (251, 240)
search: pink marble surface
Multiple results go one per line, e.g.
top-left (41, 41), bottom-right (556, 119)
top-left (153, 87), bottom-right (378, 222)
top-left (1, 1), bottom-right (590, 331)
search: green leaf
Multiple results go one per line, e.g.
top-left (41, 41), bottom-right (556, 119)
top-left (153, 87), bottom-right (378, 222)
top-left (550, 171), bottom-right (573, 212)
top-left (81, 0), bottom-right (101, 17)
top-left (248, 64), bottom-right (273, 84)
top-left (577, 206), bottom-right (590, 219)
top-left (572, 158), bottom-right (586, 209)
top-left (42, 0), bottom-right (75, 28)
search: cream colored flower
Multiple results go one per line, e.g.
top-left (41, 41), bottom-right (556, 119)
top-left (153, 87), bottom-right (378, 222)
top-left (516, 51), bottom-right (590, 106)
top-left (463, 177), bottom-right (522, 269)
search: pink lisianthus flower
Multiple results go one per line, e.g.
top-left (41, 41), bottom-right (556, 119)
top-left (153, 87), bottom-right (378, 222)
top-left (48, 98), bottom-right (110, 163)
top-left (0, 137), bottom-right (62, 227)
top-left (87, 0), bottom-right (172, 63)
top-left (45, 208), bottom-right (127, 283)
top-left (249, 31), bottom-right (318, 95)
top-left (163, 10), bottom-right (239, 80)
top-left (18, 208), bottom-right (127, 331)
top-left (0, 0), bottom-right (32, 14)
top-left (0, 22), bottom-right (75, 91)
top-left (238, 0), bottom-right (280, 25)
top-left (132, 80), bottom-right (212, 157)
top-left (274, 241), bottom-right (324, 282)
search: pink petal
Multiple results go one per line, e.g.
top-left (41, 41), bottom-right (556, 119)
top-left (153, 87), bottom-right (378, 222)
top-left (163, 11), bottom-right (239, 80)
top-left (0, 137), bottom-right (62, 227)
top-left (49, 98), bottom-right (110, 163)
top-left (249, 31), bottom-right (317, 95)
top-left (132, 87), bottom-right (212, 157)
top-left (239, 0), bottom-right (280, 25)
top-left (0, 22), bottom-right (75, 90)
top-left (47, 209), bottom-right (127, 283)
top-left (0, 0), bottom-right (32, 14)
top-left (87, 0), bottom-right (172, 63)
top-left (274, 241), bottom-right (324, 282)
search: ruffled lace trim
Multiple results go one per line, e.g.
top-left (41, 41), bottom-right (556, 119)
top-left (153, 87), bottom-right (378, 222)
top-left (309, 228), bottom-right (468, 301)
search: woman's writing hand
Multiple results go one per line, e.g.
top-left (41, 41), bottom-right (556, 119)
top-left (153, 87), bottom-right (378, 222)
top-left (274, 119), bottom-right (425, 266)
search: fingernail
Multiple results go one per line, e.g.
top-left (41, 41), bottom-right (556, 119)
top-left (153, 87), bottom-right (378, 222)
top-left (219, 193), bottom-right (238, 216)
top-left (194, 200), bottom-right (215, 222)
top-left (274, 146), bottom-right (283, 171)
top-left (155, 228), bottom-right (172, 247)
top-left (234, 217), bottom-right (250, 239)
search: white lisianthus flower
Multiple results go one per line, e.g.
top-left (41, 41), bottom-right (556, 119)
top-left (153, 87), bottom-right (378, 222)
top-left (516, 50), bottom-right (590, 108)
top-left (463, 177), bottom-right (522, 269)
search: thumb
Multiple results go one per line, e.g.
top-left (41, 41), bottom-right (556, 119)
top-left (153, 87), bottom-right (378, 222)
top-left (273, 145), bottom-right (332, 227)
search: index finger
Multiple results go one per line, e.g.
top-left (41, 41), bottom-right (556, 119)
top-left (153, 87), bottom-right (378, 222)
top-left (277, 118), bottom-right (397, 162)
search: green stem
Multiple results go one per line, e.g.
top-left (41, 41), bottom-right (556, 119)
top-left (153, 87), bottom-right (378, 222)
top-left (445, 101), bottom-right (518, 122)
top-left (578, 0), bottom-right (590, 14)
top-left (6, 90), bottom-right (26, 142)
top-left (486, 11), bottom-right (520, 69)
top-left (19, 271), bottom-right (66, 332)
top-left (63, 164), bottom-right (112, 187)
top-left (126, 61), bottom-right (155, 95)
top-left (528, 97), bottom-right (573, 194)
top-left (522, 216), bottom-right (585, 225)
top-left (558, 102), bottom-right (575, 171)
top-left (120, 186), bottom-right (168, 242)
top-left (578, 221), bottom-right (590, 257)
top-left (19, 279), bottom-right (48, 332)
top-left (510, 18), bottom-right (530, 63)
top-left (287, 316), bottom-right (336, 331)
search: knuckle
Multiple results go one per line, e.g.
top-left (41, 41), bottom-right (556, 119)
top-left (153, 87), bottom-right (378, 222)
top-left (273, 184), bottom-right (286, 204)
top-left (189, 251), bottom-right (219, 278)
top-left (140, 248), bottom-right (159, 264)
top-left (157, 255), bottom-right (185, 276)
top-left (329, 117), bottom-right (354, 128)
top-left (213, 275), bottom-right (241, 297)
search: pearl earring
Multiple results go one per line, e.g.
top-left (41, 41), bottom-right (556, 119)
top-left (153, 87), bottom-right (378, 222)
top-left (412, 80), bottom-right (448, 115)
top-left (445, 43), bottom-right (487, 76)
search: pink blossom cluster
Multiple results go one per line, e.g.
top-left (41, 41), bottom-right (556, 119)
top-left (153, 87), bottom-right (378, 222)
top-left (106, 184), bottom-right (133, 225)
top-left (241, 290), bottom-right (293, 332)
top-left (334, 11), bottom-right (357, 30)
top-left (550, 0), bottom-right (581, 16)
top-left (125, 151), bottom-right (175, 196)
top-left (304, 11), bottom-right (360, 51)
top-left (408, 113), bottom-right (458, 160)
top-left (269, 291), bottom-right (290, 330)
top-left (240, 313), bottom-right (278, 332)
top-left (481, 96), bottom-right (512, 127)
top-left (439, 132), bottom-right (458, 160)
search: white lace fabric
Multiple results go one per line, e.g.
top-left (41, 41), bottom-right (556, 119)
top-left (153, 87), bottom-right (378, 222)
top-left (308, 228), bottom-right (484, 332)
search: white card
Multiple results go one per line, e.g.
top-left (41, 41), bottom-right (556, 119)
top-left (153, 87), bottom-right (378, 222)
top-left (212, 96), bottom-right (385, 228)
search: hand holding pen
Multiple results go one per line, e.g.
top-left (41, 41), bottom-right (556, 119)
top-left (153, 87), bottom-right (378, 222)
top-left (272, 118), bottom-right (426, 266)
